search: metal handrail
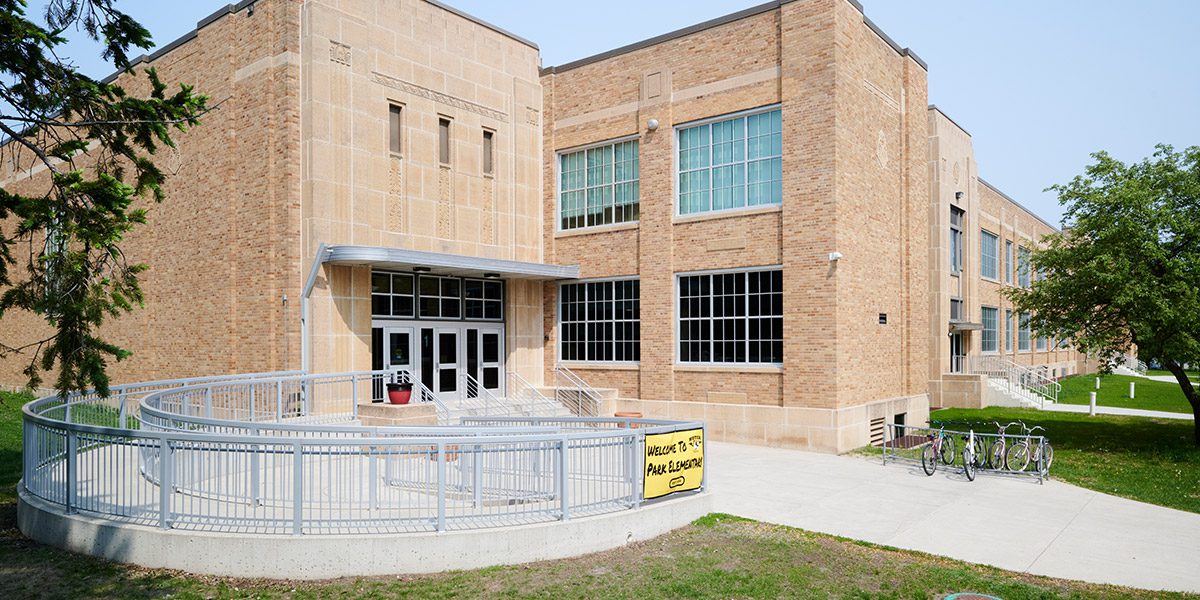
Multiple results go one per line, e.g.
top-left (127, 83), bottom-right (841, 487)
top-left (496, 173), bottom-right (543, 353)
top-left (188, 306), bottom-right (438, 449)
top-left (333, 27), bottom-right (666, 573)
top-left (968, 355), bottom-right (1061, 408)
top-left (554, 365), bottom-right (603, 417)
top-left (22, 370), bottom-right (707, 536)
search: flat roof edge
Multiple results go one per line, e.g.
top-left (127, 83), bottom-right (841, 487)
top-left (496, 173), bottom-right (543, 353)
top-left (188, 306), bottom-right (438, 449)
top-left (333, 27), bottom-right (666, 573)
top-left (423, 0), bottom-right (539, 50)
top-left (978, 177), bottom-right (1061, 233)
top-left (541, 0), bottom-right (925, 75)
top-left (928, 105), bottom-right (972, 137)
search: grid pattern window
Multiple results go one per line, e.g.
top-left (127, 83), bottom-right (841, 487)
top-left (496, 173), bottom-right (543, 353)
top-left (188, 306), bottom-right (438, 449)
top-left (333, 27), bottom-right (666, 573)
top-left (1019, 312), bottom-right (1032, 351)
top-left (950, 298), bottom-right (963, 321)
top-left (980, 230), bottom-right (999, 280)
top-left (464, 279), bottom-right (503, 320)
top-left (419, 275), bottom-right (461, 319)
top-left (1005, 309), bottom-right (1013, 352)
top-left (1018, 246), bottom-right (1031, 288)
top-left (559, 140), bottom-right (639, 230)
top-left (371, 272), bottom-right (415, 318)
top-left (1005, 240), bottom-right (1014, 284)
top-left (678, 108), bottom-right (782, 215)
top-left (950, 206), bottom-right (964, 274)
top-left (388, 105), bottom-right (403, 155)
top-left (559, 280), bottom-right (640, 362)
top-left (981, 307), bottom-right (999, 352)
top-left (1037, 335), bottom-right (1048, 351)
top-left (678, 269), bottom-right (783, 364)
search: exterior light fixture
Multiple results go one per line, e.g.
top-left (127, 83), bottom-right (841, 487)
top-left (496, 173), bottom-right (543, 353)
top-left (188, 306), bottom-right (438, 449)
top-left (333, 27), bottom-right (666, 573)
top-left (647, 118), bottom-right (659, 131)
top-left (413, 266), bottom-right (431, 273)
top-left (828, 252), bottom-right (843, 262)
top-left (483, 273), bottom-right (501, 279)
top-left (954, 191), bottom-right (963, 200)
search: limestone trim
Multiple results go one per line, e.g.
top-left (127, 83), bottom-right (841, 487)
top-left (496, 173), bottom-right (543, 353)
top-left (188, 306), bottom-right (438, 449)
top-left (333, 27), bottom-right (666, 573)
top-left (370, 71), bottom-right (508, 122)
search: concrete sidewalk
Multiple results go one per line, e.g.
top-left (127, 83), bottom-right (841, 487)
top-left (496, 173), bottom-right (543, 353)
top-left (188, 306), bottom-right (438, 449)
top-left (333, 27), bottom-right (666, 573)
top-left (708, 441), bottom-right (1200, 594)
top-left (1044, 402), bottom-right (1193, 420)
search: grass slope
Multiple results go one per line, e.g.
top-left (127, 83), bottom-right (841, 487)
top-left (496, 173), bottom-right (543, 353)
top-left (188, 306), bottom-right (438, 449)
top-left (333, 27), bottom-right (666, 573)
top-left (1, 392), bottom-right (1194, 598)
top-left (1057, 373), bottom-right (1194, 414)
top-left (932, 406), bottom-right (1200, 514)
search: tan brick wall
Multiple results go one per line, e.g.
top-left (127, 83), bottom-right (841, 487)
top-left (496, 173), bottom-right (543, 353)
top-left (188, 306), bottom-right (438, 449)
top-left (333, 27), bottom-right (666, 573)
top-left (0, 0), bottom-right (303, 387)
top-left (541, 0), bottom-right (931, 450)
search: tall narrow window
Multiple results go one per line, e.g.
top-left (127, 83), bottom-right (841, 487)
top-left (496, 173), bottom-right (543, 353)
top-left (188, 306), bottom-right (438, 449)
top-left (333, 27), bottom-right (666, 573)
top-left (1005, 240), bottom-right (1013, 284)
top-left (950, 206), bottom-right (964, 275)
top-left (388, 104), bottom-right (403, 155)
top-left (1019, 312), bottom-right (1032, 351)
top-left (981, 306), bottom-right (998, 352)
top-left (482, 129), bottom-right (494, 176)
top-left (1005, 309), bottom-right (1013, 352)
top-left (558, 139), bottom-right (639, 230)
top-left (438, 117), bottom-right (451, 164)
top-left (980, 230), bottom-right (999, 280)
top-left (1018, 245), bottom-right (1031, 288)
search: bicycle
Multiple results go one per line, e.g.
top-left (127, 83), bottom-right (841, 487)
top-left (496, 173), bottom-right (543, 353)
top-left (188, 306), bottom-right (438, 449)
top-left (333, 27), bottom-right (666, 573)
top-left (922, 424), bottom-right (955, 476)
top-left (926, 421), bottom-right (957, 466)
top-left (987, 421), bottom-right (1023, 469)
top-left (1005, 424), bottom-right (1053, 473)
top-left (962, 429), bottom-right (978, 481)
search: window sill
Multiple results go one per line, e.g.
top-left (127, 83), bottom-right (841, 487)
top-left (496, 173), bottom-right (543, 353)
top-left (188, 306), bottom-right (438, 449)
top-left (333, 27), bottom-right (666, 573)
top-left (555, 222), bottom-right (639, 238)
top-left (674, 363), bottom-right (783, 374)
top-left (559, 361), bottom-right (640, 371)
top-left (980, 276), bottom-right (1000, 285)
top-left (672, 204), bottom-right (781, 225)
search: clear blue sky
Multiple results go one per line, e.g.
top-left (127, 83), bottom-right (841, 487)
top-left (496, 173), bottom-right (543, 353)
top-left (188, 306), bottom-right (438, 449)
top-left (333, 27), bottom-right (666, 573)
top-left (35, 0), bottom-right (1200, 225)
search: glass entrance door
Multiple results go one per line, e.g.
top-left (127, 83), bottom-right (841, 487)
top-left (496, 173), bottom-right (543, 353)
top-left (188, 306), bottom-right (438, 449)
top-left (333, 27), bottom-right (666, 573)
top-left (465, 326), bottom-right (504, 398)
top-left (434, 328), bottom-right (459, 402)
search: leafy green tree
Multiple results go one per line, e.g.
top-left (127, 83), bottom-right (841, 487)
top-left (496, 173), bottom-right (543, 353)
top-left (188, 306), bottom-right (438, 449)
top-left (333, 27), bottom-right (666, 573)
top-left (0, 0), bottom-right (208, 396)
top-left (1007, 145), bottom-right (1200, 444)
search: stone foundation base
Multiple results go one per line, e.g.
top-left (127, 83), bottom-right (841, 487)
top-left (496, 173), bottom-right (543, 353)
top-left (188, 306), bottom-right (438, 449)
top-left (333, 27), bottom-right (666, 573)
top-left (601, 394), bottom-right (930, 454)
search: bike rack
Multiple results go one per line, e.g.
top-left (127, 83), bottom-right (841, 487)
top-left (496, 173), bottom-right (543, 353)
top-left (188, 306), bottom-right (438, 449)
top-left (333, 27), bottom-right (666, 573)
top-left (880, 422), bottom-right (1050, 483)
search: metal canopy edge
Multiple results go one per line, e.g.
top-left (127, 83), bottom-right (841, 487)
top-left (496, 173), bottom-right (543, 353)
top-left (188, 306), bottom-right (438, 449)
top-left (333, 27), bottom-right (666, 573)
top-left (322, 245), bottom-right (580, 280)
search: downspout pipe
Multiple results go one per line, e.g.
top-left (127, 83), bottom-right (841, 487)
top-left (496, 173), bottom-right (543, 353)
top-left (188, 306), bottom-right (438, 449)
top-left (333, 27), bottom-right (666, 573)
top-left (300, 243), bottom-right (330, 373)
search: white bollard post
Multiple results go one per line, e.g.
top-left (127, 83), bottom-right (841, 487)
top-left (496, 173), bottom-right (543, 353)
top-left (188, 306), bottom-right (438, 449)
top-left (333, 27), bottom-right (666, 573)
top-left (1095, 377), bottom-right (1100, 389)
top-left (1129, 382), bottom-right (1135, 399)
top-left (1089, 392), bottom-right (1097, 416)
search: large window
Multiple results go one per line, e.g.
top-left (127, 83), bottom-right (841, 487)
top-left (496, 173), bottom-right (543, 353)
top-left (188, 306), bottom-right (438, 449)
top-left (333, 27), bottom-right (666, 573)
top-left (950, 206), bottom-right (964, 274)
top-left (678, 108), bottom-right (782, 215)
top-left (678, 269), bottom-right (783, 364)
top-left (1018, 312), bottom-right (1032, 351)
top-left (372, 271), bottom-right (503, 322)
top-left (981, 306), bottom-right (999, 353)
top-left (980, 230), bottom-right (999, 280)
top-left (1005, 240), bottom-right (1014, 284)
top-left (559, 279), bottom-right (640, 362)
top-left (1017, 245), bottom-right (1031, 288)
top-left (559, 139), bottom-right (639, 230)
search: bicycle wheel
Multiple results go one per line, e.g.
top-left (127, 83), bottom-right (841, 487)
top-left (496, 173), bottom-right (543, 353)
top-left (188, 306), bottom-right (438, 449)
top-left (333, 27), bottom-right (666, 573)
top-left (1038, 442), bottom-right (1055, 473)
top-left (922, 445), bottom-right (937, 476)
top-left (971, 436), bottom-right (987, 467)
top-left (963, 447), bottom-right (976, 481)
top-left (939, 435), bottom-right (957, 465)
top-left (1006, 442), bottom-right (1031, 472)
top-left (989, 441), bottom-right (1006, 470)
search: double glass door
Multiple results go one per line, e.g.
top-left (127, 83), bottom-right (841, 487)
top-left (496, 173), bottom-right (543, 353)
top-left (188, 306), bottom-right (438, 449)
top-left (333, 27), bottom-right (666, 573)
top-left (379, 322), bottom-right (503, 402)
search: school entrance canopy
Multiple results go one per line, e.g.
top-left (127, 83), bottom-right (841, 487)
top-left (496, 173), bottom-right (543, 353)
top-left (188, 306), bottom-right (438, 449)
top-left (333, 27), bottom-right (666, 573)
top-left (316, 244), bottom-right (580, 280)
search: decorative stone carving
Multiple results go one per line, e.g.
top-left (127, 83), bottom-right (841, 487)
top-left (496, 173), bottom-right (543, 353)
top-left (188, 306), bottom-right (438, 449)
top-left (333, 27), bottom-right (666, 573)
top-left (371, 71), bottom-right (507, 122)
top-left (330, 41), bottom-right (351, 66)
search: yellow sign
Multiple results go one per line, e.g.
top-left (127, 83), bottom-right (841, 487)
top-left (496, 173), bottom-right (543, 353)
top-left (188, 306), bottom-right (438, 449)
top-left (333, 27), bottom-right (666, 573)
top-left (643, 428), bottom-right (704, 500)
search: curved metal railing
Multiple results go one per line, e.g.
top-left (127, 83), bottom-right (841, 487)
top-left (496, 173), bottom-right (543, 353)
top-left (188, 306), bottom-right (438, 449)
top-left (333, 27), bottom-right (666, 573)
top-left (22, 370), bottom-right (705, 535)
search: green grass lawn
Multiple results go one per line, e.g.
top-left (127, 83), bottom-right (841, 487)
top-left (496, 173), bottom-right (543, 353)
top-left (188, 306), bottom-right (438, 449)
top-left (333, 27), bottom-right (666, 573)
top-left (931, 406), bottom-right (1200, 514)
top-left (0, 392), bottom-right (1195, 598)
top-left (1057, 373), bottom-right (1195, 414)
top-left (1147, 368), bottom-right (1200, 380)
